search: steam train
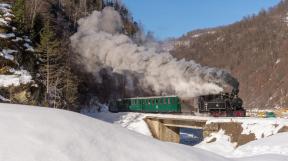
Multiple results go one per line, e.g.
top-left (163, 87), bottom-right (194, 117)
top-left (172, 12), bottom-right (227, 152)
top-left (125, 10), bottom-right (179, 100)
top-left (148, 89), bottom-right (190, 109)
top-left (109, 89), bottom-right (246, 117)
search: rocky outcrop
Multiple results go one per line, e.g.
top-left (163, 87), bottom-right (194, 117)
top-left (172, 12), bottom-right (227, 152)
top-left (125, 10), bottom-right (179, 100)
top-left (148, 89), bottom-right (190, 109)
top-left (203, 122), bottom-right (288, 146)
top-left (203, 122), bottom-right (256, 146)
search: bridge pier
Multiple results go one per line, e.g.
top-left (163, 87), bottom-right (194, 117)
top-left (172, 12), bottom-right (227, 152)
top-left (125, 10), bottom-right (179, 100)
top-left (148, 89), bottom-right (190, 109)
top-left (145, 118), bottom-right (180, 143)
top-left (144, 117), bottom-right (206, 143)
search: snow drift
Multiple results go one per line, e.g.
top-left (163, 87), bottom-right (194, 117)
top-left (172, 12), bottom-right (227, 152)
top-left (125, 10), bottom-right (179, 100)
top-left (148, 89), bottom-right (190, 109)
top-left (1, 104), bottom-right (288, 161)
top-left (232, 132), bottom-right (288, 157)
top-left (70, 7), bottom-right (239, 97)
top-left (0, 103), bottom-right (231, 161)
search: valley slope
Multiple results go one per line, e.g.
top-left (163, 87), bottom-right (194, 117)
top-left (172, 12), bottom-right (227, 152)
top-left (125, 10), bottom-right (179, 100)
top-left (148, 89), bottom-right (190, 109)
top-left (171, 1), bottom-right (288, 109)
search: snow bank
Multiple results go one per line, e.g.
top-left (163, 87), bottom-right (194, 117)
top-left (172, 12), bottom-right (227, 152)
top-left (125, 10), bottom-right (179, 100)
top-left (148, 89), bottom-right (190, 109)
top-left (207, 117), bottom-right (288, 139)
top-left (196, 130), bottom-right (237, 156)
top-left (195, 130), bottom-right (288, 159)
top-left (232, 132), bottom-right (288, 157)
top-left (0, 103), bottom-right (234, 161)
top-left (234, 154), bottom-right (288, 161)
top-left (82, 106), bottom-right (152, 136)
top-left (1, 103), bottom-right (286, 161)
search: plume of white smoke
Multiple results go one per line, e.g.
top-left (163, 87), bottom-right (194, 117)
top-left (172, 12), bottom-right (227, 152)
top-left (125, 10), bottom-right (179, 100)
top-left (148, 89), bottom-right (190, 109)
top-left (70, 7), bottom-right (238, 97)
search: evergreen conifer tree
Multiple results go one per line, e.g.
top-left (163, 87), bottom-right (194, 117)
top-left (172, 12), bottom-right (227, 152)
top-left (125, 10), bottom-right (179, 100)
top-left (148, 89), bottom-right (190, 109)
top-left (37, 21), bottom-right (61, 107)
top-left (12, 0), bottom-right (26, 33)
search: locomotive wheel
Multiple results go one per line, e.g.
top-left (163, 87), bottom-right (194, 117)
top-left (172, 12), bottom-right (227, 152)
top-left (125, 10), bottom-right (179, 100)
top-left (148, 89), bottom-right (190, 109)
top-left (226, 111), bottom-right (234, 117)
top-left (233, 110), bottom-right (246, 117)
top-left (210, 111), bottom-right (227, 117)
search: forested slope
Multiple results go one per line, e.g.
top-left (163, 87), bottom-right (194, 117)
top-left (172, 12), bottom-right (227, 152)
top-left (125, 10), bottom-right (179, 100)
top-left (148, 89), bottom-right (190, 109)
top-left (172, 1), bottom-right (288, 109)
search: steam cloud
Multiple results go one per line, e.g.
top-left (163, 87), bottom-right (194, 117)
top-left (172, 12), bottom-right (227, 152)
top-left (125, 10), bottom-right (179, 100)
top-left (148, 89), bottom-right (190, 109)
top-left (70, 7), bottom-right (239, 97)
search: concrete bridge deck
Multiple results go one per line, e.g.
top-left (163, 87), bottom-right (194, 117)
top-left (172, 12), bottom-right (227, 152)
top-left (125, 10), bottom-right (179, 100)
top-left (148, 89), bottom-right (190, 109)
top-left (145, 116), bottom-right (207, 129)
top-left (144, 116), bottom-right (208, 143)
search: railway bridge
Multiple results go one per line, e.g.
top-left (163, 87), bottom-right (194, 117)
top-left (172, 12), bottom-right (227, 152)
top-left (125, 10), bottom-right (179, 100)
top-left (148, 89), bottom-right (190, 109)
top-left (144, 116), bottom-right (288, 146)
top-left (144, 116), bottom-right (208, 143)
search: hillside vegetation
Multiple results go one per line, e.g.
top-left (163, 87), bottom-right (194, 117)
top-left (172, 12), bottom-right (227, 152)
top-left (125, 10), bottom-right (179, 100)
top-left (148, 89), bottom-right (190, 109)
top-left (172, 1), bottom-right (288, 109)
top-left (0, 0), bottom-right (139, 110)
top-left (0, 3), bottom-right (36, 105)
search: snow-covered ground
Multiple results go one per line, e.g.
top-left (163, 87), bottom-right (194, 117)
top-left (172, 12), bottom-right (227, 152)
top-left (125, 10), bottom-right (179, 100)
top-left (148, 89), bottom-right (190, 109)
top-left (196, 129), bottom-right (237, 156)
top-left (82, 105), bottom-right (288, 160)
top-left (197, 130), bottom-right (288, 158)
top-left (81, 105), bottom-right (152, 136)
top-left (233, 132), bottom-right (288, 157)
top-left (1, 103), bottom-right (288, 161)
top-left (206, 117), bottom-right (288, 139)
top-left (82, 105), bottom-right (288, 139)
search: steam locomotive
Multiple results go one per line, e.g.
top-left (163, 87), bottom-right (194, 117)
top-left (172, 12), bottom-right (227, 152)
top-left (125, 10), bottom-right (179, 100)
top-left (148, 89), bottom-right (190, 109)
top-left (196, 89), bottom-right (245, 117)
top-left (109, 88), bottom-right (246, 117)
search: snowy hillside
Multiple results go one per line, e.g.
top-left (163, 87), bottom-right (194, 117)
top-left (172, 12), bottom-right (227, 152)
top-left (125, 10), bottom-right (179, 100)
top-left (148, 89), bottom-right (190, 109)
top-left (1, 103), bottom-right (287, 161)
top-left (0, 3), bottom-right (35, 103)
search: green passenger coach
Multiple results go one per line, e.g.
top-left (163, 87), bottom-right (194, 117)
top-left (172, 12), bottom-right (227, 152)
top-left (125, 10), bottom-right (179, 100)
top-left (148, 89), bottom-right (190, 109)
top-left (109, 96), bottom-right (181, 113)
